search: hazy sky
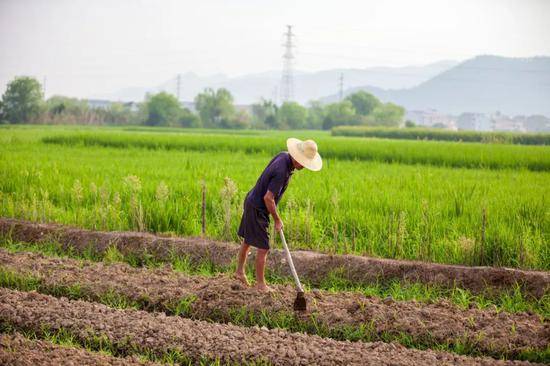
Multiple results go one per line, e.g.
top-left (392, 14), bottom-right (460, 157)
top-left (1, 0), bottom-right (549, 98)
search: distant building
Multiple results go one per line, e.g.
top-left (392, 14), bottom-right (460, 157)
top-left (123, 101), bottom-right (139, 112)
top-left (86, 99), bottom-right (112, 110)
top-left (405, 109), bottom-right (456, 130)
top-left (522, 115), bottom-right (550, 132)
top-left (456, 113), bottom-right (492, 131)
top-left (491, 112), bottom-right (525, 132)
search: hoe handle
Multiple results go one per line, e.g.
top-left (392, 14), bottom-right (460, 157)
top-left (278, 230), bottom-right (304, 293)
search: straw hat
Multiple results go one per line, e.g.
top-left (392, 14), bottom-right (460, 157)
top-left (287, 138), bottom-right (323, 171)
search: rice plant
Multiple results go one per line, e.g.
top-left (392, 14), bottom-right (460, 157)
top-left (0, 125), bottom-right (548, 270)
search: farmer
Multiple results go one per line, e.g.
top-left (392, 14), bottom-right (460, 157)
top-left (234, 138), bottom-right (322, 291)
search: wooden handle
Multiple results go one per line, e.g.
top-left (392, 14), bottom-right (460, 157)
top-left (279, 230), bottom-right (304, 293)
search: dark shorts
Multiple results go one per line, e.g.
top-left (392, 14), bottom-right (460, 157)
top-left (237, 199), bottom-right (270, 250)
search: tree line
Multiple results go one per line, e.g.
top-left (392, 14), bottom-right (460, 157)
top-left (0, 76), bottom-right (405, 129)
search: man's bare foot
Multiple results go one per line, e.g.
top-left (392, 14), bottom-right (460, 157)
top-left (253, 283), bottom-right (273, 292)
top-left (233, 273), bottom-right (250, 286)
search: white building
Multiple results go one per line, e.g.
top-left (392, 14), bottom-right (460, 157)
top-left (491, 112), bottom-right (525, 132)
top-left (456, 113), bottom-right (492, 131)
top-left (405, 109), bottom-right (457, 130)
top-left (86, 99), bottom-right (112, 110)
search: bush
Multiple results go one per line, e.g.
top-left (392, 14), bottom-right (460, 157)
top-left (332, 126), bottom-right (550, 145)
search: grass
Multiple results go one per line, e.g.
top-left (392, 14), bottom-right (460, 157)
top-left (40, 129), bottom-right (550, 171)
top-left (1, 126), bottom-right (548, 270)
top-left (332, 126), bottom-right (550, 145)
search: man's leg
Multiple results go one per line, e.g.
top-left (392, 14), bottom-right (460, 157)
top-left (254, 248), bottom-right (270, 291)
top-left (234, 241), bottom-right (250, 286)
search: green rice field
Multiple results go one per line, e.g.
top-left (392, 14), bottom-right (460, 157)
top-left (1, 124), bottom-right (549, 270)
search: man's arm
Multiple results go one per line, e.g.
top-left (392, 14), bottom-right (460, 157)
top-left (264, 190), bottom-right (283, 232)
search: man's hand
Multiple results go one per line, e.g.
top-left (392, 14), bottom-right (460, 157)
top-left (274, 218), bottom-right (284, 233)
top-left (264, 190), bottom-right (283, 232)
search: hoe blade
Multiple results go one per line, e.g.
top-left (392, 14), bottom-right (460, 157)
top-left (293, 291), bottom-right (307, 311)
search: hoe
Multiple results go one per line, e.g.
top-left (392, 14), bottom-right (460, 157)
top-left (279, 229), bottom-right (307, 311)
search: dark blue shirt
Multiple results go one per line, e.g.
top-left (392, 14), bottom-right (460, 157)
top-left (246, 152), bottom-right (294, 212)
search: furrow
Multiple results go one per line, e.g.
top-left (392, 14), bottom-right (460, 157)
top-left (0, 249), bottom-right (547, 360)
top-left (0, 287), bottom-right (541, 366)
top-left (0, 333), bottom-right (158, 366)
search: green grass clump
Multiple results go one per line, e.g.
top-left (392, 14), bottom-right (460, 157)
top-left (332, 126), bottom-right (550, 145)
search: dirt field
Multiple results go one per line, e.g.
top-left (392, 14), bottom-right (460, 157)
top-left (0, 333), bottom-right (157, 366)
top-left (0, 288), bottom-right (543, 366)
top-left (0, 249), bottom-right (547, 359)
top-left (1, 217), bottom-right (548, 298)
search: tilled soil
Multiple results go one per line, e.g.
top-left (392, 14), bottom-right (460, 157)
top-left (0, 249), bottom-right (547, 359)
top-left (0, 288), bottom-right (542, 366)
top-left (1, 217), bottom-right (548, 298)
top-left (0, 333), bottom-right (158, 366)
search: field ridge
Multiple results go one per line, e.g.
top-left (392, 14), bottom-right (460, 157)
top-left (1, 217), bottom-right (548, 298)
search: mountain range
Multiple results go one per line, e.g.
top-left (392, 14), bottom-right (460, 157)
top-left (324, 55), bottom-right (550, 116)
top-left (95, 55), bottom-right (550, 116)
top-left (94, 61), bottom-right (457, 105)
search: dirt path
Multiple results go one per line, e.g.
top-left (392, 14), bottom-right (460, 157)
top-left (0, 288), bottom-right (542, 366)
top-left (0, 249), bottom-right (547, 359)
top-left (0, 333), bottom-right (158, 366)
top-left (1, 218), bottom-right (548, 298)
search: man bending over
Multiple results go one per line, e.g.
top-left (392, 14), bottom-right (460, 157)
top-left (234, 138), bottom-right (322, 292)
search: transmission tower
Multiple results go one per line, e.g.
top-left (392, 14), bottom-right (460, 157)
top-left (176, 74), bottom-right (182, 100)
top-left (42, 76), bottom-right (47, 98)
top-left (281, 25), bottom-right (295, 103)
top-left (338, 73), bottom-right (344, 101)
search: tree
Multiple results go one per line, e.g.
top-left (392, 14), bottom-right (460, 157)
top-left (179, 107), bottom-right (201, 128)
top-left (251, 99), bottom-right (277, 129)
top-left (104, 102), bottom-right (135, 125)
top-left (145, 92), bottom-right (182, 126)
top-left (0, 100), bottom-right (5, 124)
top-left (277, 101), bottom-right (307, 129)
top-left (43, 95), bottom-right (90, 124)
top-left (322, 100), bottom-right (360, 130)
top-left (346, 91), bottom-right (381, 116)
top-left (1, 76), bottom-right (44, 123)
top-left (405, 120), bottom-right (416, 128)
top-left (306, 101), bottom-right (326, 130)
top-left (368, 102), bottom-right (405, 127)
top-left (194, 88), bottom-right (236, 128)
top-left (230, 109), bottom-right (251, 129)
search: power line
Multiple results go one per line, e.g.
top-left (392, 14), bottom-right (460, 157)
top-left (281, 25), bottom-right (295, 103)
